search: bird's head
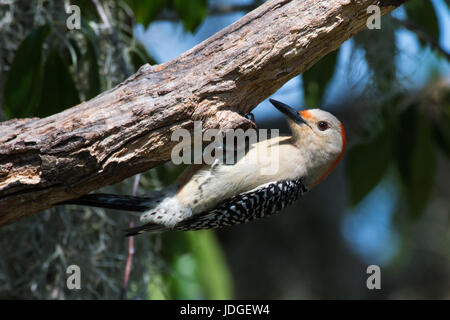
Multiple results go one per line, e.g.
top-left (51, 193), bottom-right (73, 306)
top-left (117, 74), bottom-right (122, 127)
top-left (269, 99), bottom-right (346, 186)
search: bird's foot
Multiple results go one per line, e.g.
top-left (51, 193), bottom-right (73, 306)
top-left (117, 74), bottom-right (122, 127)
top-left (244, 112), bottom-right (255, 123)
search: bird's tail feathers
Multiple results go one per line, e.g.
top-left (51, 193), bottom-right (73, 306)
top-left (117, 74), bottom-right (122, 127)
top-left (62, 193), bottom-right (156, 212)
top-left (123, 222), bottom-right (168, 236)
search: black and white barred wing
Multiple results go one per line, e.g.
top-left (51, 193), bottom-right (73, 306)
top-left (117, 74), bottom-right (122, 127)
top-left (176, 178), bottom-right (308, 231)
top-left (125, 178), bottom-right (307, 235)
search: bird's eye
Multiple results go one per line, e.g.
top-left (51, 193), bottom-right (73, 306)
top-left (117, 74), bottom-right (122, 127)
top-left (317, 121), bottom-right (329, 131)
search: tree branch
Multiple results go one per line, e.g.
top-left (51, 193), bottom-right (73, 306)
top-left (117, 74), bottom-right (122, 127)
top-left (0, 0), bottom-right (406, 226)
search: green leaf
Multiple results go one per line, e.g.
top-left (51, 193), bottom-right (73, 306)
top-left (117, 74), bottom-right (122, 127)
top-left (77, 19), bottom-right (102, 99)
top-left (71, 0), bottom-right (100, 22)
top-left (432, 103), bottom-right (450, 158)
top-left (346, 123), bottom-right (394, 205)
top-left (3, 25), bottom-right (50, 119)
top-left (396, 105), bottom-right (418, 182)
top-left (61, 38), bottom-right (82, 68)
top-left (81, 22), bottom-right (102, 99)
top-left (173, 0), bottom-right (207, 33)
top-left (147, 273), bottom-right (168, 300)
top-left (354, 16), bottom-right (397, 93)
top-left (404, 1), bottom-right (440, 45)
top-left (129, 41), bottom-right (157, 72)
top-left (159, 229), bottom-right (232, 299)
top-left (396, 106), bottom-right (436, 219)
top-left (185, 230), bottom-right (233, 299)
top-left (169, 253), bottom-right (204, 299)
top-left (433, 122), bottom-right (450, 158)
top-left (124, 0), bottom-right (167, 28)
top-left (159, 232), bottom-right (201, 299)
top-left (35, 47), bottom-right (80, 117)
top-left (302, 50), bottom-right (338, 106)
top-left (85, 39), bottom-right (101, 99)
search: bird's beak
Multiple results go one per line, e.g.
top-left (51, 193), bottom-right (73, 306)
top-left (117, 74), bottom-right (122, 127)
top-left (269, 99), bottom-right (308, 126)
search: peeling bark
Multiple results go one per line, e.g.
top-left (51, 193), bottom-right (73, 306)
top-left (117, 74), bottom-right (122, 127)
top-left (0, 0), bottom-right (405, 226)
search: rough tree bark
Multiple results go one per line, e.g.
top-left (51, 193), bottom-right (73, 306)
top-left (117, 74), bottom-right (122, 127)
top-left (0, 0), bottom-right (406, 226)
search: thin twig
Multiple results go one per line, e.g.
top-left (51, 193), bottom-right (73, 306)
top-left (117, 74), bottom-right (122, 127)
top-left (92, 0), bottom-right (132, 77)
top-left (93, 0), bottom-right (137, 298)
top-left (120, 173), bottom-right (141, 300)
top-left (392, 17), bottom-right (450, 60)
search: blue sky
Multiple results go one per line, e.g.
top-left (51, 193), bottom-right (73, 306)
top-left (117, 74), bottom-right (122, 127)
top-left (136, 0), bottom-right (450, 265)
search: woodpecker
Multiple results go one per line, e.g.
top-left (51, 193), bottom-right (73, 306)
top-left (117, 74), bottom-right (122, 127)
top-left (65, 99), bottom-right (346, 235)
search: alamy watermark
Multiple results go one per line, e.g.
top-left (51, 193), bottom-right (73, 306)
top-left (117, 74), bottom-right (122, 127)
top-left (367, 5), bottom-right (381, 30)
top-left (366, 265), bottom-right (381, 290)
top-left (66, 264), bottom-right (81, 290)
top-left (66, 5), bottom-right (81, 30)
top-left (170, 122), bottom-right (280, 175)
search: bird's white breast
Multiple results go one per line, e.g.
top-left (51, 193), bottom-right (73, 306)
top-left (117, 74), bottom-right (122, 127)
top-left (176, 136), bottom-right (307, 214)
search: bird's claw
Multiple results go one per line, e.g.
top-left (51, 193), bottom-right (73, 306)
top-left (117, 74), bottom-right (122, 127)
top-left (245, 112), bottom-right (255, 123)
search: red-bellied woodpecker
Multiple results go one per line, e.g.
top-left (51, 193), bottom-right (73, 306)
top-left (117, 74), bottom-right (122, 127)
top-left (65, 99), bottom-right (346, 235)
